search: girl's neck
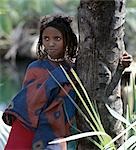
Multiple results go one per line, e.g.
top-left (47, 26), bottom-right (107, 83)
top-left (47, 55), bottom-right (65, 63)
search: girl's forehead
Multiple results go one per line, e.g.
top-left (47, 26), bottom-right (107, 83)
top-left (43, 26), bottom-right (63, 35)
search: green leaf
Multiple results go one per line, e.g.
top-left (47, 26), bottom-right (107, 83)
top-left (0, 14), bottom-right (12, 34)
top-left (59, 65), bottom-right (114, 147)
top-left (48, 131), bottom-right (110, 149)
top-left (104, 121), bottom-right (136, 149)
top-left (117, 136), bottom-right (136, 150)
top-left (106, 104), bottom-right (131, 126)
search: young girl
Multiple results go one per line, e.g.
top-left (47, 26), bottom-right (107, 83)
top-left (2, 14), bottom-right (132, 150)
top-left (3, 14), bottom-right (78, 150)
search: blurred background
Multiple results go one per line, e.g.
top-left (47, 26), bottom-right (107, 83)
top-left (0, 0), bottom-right (79, 111)
top-left (0, 0), bottom-right (136, 111)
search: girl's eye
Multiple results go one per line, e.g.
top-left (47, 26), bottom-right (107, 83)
top-left (55, 37), bottom-right (61, 41)
top-left (43, 37), bottom-right (49, 41)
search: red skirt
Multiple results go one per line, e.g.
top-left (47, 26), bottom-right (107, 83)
top-left (5, 119), bottom-right (34, 150)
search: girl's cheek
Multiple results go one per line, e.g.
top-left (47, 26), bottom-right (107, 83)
top-left (43, 41), bottom-right (47, 47)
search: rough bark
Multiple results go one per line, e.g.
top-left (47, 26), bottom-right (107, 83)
top-left (76, 0), bottom-right (126, 149)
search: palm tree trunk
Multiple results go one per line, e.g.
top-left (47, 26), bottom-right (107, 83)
top-left (76, 0), bottom-right (126, 149)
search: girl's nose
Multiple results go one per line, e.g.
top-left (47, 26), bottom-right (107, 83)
top-left (49, 40), bottom-right (55, 46)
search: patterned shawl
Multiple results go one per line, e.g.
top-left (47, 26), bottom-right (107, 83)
top-left (2, 59), bottom-right (76, 149)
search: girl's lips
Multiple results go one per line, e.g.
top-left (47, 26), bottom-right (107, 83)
top-left (48, 49), bottom-right (57, 51)
top-left (47, 49), bottom-right (57, 52)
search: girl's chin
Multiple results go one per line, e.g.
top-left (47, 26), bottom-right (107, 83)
top-left (48, 54), bottom-right (64, 59)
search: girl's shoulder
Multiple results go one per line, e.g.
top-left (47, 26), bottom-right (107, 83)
top-left (65, 59), bottom-right (75, 69)
top-left (27, 59), bottom-right (54, 71)
top-left (27, 60), bottom-right (40, 69)
top-left (27, 59), bottom-right (48, 69)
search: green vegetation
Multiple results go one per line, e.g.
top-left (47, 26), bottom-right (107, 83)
top-left (48, 65), bottom-right (136, 149)
top-left (0, 63), bottom-right (20, 104)
top-left (125, 68), bottom-right (136, 140)
top-left (0, 0), bottom-right (79, 36)
top-left (126, 0), bottom-right (136, 60)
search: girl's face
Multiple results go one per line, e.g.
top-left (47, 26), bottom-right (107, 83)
top-left (42, 26), bottom-right (66, 59)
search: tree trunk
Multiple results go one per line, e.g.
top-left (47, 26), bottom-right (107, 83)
top-left (76, 0), bottom-right (126, 149)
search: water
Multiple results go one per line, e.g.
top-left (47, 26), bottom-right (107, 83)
top-left (0, 58), bottom-right (33, 111)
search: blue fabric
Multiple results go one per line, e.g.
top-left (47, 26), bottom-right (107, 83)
top-left (3, 59), bottom-right (77, 149)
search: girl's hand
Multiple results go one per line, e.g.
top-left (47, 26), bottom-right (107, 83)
top-left (120, 52), bottom-right (133, 68)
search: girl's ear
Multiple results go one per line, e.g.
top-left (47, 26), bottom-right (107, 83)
top-left (65, 46), bottom-right (68, 51)
top-left (63, 40), bottom-right (67, 49)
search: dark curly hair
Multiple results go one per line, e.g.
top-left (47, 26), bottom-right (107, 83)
top-left (36, 14), bottom-right (78, 61)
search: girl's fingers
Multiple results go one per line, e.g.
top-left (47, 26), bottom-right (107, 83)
top-left (122, 55), bottom-right (132, 59)
top-left (120, 53), bottom-right (133, 68)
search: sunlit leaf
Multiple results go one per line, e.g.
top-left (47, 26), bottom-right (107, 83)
top-left (104, 121), bottom-right (136, 149)
top-left (48, 131), bottom-right (110, 144)
top-left (117, 136), bottom-right (136, 150)
top-left (106, 104), bottom-right (130, 126)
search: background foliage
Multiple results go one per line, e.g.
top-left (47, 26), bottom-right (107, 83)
top-left (126, 0), bottom-right (136, 60)
top-left (0, 0), bottom-right (79, 35)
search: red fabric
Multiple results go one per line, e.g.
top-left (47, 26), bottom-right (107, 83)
top-left (5, 119), bottom-right (34, 150)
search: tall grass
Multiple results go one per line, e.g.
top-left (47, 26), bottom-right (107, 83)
top-left (48, 65), bottom-right (136, 150)
top-left (123, 66), bottom-right (136, 141)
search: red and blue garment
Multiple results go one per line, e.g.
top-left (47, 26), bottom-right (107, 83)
top-left (2, 59), bottom-right (76, 149)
